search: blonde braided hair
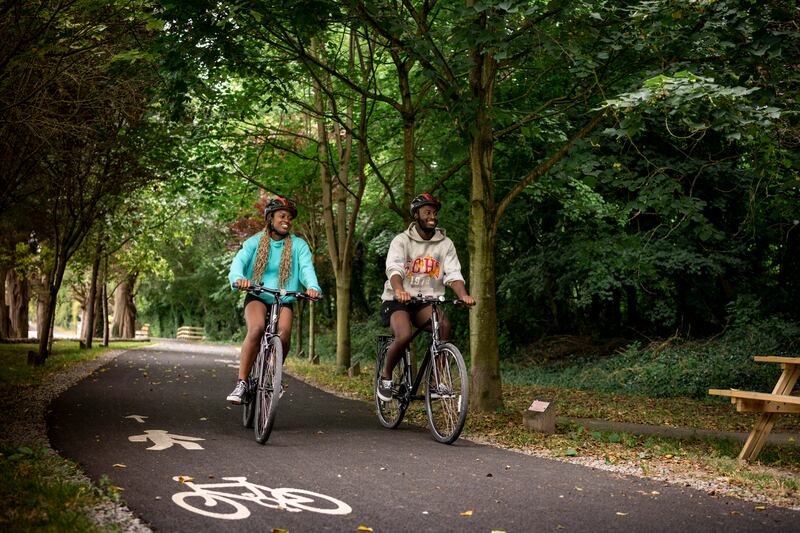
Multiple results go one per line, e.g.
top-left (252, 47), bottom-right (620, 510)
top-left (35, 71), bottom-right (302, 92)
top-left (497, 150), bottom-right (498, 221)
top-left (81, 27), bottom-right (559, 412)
top-left (251, 227), bottom-right (293, 288)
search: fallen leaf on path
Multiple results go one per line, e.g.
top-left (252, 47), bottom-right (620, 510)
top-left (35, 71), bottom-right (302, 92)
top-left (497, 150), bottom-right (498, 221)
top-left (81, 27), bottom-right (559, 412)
top-left (356, 526), bottom-right (373, 531)
top-left (176, 476), bottom-right (193, 483)
top-left (271, 529), bottom-right (288, 533)
top-left (755, 506), bottom-right (765, 510)
top-left (616, 512), bottom-right (628, 516)
top-left (460, 510), bottom-right (473, 516)
top-left (112, 464), bottom-right (127, 468)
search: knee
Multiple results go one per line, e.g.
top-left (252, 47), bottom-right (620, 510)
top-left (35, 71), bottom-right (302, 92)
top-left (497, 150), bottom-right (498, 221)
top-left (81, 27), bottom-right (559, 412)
top-left (245, 327), bottom-right (263, 344)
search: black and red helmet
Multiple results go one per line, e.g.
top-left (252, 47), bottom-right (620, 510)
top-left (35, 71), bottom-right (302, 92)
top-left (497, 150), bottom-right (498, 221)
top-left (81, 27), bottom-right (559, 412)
top-left (264, 197), bottom-right (297, 219)
top-left (409, 193), bottom-right (441, 216)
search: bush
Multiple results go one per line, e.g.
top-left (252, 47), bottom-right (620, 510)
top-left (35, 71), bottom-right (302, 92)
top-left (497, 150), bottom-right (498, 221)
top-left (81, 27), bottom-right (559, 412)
top-left (503, 317), bottom-right (800, 398)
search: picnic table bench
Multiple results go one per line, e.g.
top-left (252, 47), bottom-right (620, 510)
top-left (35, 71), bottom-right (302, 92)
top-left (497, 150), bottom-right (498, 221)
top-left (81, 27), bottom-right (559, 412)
top-left (176, 326), bottom-right (206, 341)
top-left (708, 356), bottom-right (800, 462)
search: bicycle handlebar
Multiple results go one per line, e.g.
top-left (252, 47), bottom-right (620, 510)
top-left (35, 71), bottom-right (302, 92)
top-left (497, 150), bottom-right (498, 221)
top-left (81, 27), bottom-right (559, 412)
top-left (406, 295), bottom-right (474, 306)
top-left (233, 283), bottom-right (323, 302)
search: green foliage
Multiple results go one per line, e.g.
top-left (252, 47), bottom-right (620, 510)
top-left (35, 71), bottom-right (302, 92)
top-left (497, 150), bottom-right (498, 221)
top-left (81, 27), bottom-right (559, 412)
top-left (603, 71), bottom-right (781, 142)
top-left (0, 445), bottom-right (106, 532)
top-left (503, 317), bottom-right (800, 398)
top-left (0, 341), bottom-right (146, 391)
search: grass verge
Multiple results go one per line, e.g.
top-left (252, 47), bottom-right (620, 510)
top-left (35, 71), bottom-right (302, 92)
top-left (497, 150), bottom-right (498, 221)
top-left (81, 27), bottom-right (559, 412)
top-left (0, 340), bottom-right (147, 532)
top-left (284, 356), bottom-right (800, 509)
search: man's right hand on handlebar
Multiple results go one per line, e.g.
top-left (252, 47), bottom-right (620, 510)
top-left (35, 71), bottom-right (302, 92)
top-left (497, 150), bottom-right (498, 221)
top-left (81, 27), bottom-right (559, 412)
top-left (394, 289), bottom-right (412, 304)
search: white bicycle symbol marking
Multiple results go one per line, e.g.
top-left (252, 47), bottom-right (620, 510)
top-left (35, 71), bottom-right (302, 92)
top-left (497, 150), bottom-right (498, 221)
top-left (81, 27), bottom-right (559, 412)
top-left (171, 476), bottom-right (352, 520)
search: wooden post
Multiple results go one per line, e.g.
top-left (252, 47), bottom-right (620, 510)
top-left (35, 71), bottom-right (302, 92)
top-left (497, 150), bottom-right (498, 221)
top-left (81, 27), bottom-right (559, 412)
top-left (523, 399), bottom-right (555, 434)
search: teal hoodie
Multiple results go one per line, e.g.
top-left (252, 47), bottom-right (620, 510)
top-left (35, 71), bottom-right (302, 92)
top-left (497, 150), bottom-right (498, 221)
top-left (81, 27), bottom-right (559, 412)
top-left (228, 232), bottom-right (321, 304)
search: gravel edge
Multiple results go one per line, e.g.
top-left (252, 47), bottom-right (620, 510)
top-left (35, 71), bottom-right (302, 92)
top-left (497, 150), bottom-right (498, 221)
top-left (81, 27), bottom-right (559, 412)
top-left (1, 348), bottom-right (153, 532)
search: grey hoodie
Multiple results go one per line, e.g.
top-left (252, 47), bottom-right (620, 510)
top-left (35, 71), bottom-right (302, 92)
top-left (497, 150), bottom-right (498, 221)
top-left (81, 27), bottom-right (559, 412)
top-left (381, 223), bottom-right (465, 301)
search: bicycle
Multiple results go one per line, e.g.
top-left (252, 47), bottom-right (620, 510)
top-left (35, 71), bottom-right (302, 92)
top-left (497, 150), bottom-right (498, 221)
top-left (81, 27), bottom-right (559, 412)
top-left (375, 295), bottom-right (470, 444)
top-left (236, 284), bottom-right (321, 444)
top-left (171, 476), bottom-right (352, 519)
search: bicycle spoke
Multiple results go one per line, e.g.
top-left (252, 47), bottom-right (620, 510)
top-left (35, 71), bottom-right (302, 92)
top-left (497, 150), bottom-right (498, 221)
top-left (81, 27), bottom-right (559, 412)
top-left (425, 344), bottom-right (468, 444)
top-left (255, 337), bottom-right (282, 443)
top-left (375, 336), bottom-right (408, 429)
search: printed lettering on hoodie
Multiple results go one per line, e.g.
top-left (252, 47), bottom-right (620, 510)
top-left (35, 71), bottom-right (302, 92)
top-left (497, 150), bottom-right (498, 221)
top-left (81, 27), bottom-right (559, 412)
top-left (405, 255), bottom-right (441, 287)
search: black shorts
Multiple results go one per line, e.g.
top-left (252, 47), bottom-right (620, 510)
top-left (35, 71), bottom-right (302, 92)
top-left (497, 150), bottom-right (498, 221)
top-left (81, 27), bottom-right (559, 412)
top-left (380, 300), bottom-right (432, 327)
top-left (244, 293), bottom-right (294, 312)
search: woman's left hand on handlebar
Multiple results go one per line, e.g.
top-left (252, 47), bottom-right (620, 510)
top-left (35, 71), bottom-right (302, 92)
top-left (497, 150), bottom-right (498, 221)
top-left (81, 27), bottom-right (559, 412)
top-left (305, 288), bottom-right (321, 299)
top-left (460, 294), bottom-right (476, 306)
top-left (234, 278), bottom-right (251, 290)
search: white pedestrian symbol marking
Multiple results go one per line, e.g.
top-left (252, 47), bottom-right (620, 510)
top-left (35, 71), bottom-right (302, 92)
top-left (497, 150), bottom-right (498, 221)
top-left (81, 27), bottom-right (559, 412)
top-left (129, 430), bottom-right (205, 451)
top-left (125, 415), bottom-right (149, 423)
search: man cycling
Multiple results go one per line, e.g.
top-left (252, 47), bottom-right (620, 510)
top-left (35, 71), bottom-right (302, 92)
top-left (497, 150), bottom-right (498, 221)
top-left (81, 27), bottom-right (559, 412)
top-left (226, 197), bottom-right (321, 404)
top-left (377, 193), bottom-right (475, 402)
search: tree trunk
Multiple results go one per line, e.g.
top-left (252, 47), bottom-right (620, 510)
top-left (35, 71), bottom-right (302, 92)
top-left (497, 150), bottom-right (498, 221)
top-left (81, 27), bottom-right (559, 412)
top-left (32, 268), bottom-right (60, 365)
top-left (0, 267), bottom-right (9, 339)
top-left (102, 256), bottom-right (109, 345)
top-left (335, 272), bottom-right (352, 370)
top-left (102, 274), bottom-right (109, 346)
top-left (80, 285), bottom-right (102, 340)
top-left (308, 300), bottom-right (316, 362)
top-left (294, 299), bottom-right (304, 357)
top-left (83, 241), bottom-right (102, 349)
top-left (112, 274), bottom-right (137, 338)
top-left (465, 3), bottom-right (503, 411)
top-left (468, 195), bottom-right (503, 411)
top-left (5, 268), bottom-right (29, 338)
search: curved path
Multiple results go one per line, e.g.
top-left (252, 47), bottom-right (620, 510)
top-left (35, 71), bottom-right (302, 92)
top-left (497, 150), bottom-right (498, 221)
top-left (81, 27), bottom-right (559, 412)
top-left (48, 342), bottom-right (798, 532)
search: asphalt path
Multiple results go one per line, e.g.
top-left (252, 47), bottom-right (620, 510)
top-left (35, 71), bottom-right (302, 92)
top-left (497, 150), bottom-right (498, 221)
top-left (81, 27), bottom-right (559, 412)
top-left (48, 342), bottom-right (798, 532)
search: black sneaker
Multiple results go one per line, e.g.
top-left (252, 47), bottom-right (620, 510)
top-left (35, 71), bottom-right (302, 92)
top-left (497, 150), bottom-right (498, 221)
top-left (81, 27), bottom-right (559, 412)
top-left (226, 379), bottom-right (248, 404)
top-left (376, 378), bottom-right (393, 402)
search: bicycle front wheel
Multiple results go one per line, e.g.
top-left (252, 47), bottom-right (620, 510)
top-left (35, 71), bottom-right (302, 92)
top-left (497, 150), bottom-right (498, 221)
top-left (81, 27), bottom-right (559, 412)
top-left (374, 336), bottom-right (407, 429)
top-left (254, 336), bottom-right (283, 444)
top-left (242, 352), bottom-right (258, 428)
top-left (425, 343), bottom-right (468, 444)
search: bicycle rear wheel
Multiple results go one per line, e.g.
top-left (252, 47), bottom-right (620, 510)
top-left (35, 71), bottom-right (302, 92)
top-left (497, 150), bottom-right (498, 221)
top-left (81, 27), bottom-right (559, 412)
top-left (424, 343), bottom-right (468, 444)
top-left (375, 335), bottom-right (408, 429)
top-left (254, 336), bottom-right (283, 444)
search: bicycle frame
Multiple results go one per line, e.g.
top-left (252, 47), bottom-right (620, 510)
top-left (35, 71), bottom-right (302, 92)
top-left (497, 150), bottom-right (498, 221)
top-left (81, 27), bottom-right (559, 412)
top-left (397, 299), bottom-right (449, 403)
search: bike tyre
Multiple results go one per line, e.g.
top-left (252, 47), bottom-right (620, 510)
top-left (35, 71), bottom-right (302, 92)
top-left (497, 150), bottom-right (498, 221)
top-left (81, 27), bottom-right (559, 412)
top-left (171, 492), bottom-right (251, 520)
top-left (374, 336), bottom-right (407, 429)
top-left (242, 344), bottom-right (261, 428)
top-left (424, 342), bottom-right (468, 444)
top-left (271, 488), bottom-right (353, 515)
top-left (254, 336), bottom-right (283, 444)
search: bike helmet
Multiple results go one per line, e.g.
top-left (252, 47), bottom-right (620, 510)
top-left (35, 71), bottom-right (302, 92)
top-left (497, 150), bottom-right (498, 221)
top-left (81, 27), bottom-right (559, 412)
top-left (409, 193), bottom-right (441, 216)
top-left (263, 197), bottom-right (297, 219)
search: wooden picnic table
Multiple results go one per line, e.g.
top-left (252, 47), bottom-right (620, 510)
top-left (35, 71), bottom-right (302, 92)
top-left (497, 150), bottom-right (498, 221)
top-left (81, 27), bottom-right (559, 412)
top-left (709, 356), bottom-right (800, 462)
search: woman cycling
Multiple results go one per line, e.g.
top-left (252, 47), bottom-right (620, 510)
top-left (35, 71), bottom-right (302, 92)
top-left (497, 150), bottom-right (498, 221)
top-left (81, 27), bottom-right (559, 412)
top-left (226, 197), bottom-right (321, 404)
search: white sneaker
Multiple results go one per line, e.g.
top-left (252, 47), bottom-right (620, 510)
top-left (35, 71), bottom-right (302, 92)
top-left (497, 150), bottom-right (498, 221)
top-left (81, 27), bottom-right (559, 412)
top-left (226, 380), bottom-right (247, 404)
